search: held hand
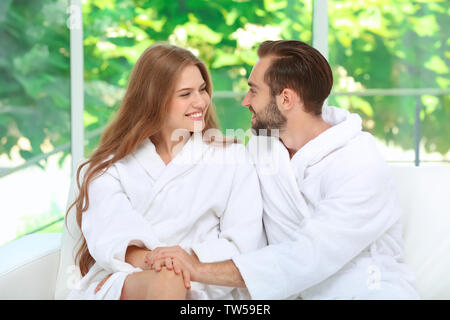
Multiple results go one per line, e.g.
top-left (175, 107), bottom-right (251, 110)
top-left (145, 256), bottom-right (192, 290)
top-left (125, 246), bottom-right (152, 270)
top-left (145, 246), bottom-right (201, 283)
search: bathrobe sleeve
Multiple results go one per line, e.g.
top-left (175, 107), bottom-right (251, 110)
top-left (232, 160), bottom-right (401, 299)
top-left (81, 165), bottom-right (162, 274)
top-left (191, 147), bottom-right (267, 262)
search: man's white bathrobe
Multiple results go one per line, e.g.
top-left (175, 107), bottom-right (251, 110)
top-left (232, 106), bottom-right (420, 300)
top-left (67, 134), bottom-right (267, 300)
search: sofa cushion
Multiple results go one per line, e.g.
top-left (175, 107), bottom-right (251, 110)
top-left (0, 233), bottom-right (61, 299)
top-left (391, 165), bottom-right (450, 299)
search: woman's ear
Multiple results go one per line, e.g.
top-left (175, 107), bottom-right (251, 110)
top-left (276, 88), bottom-right (297, 112)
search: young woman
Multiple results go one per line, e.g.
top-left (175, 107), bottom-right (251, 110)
top-left (66, 44), bottom-right (267, 300)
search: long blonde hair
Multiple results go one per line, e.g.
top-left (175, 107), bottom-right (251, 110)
top-left (66, 44), bottom-right (220, 276)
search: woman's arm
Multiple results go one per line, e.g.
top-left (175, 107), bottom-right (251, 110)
top-left (81, 166), bottom-right (162, 273)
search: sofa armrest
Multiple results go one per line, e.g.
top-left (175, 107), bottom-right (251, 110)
top-left (0, 233), bottom-right (61, 299)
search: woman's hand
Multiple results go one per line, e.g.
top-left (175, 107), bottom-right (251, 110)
top-left (125, 245), bottom-right (152, 269)
top-left (94, 246), bottom-right (192, 294)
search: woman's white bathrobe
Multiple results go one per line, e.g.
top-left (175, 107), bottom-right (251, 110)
top-left (67, 134), bottom-right (267, 300)
top-left (232, 106), bottom-right (420, 300)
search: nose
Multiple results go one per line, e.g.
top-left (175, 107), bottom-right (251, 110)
top-left (192, 91), bottom-right (208, 109)
top-left (241, 91), bottom-right (251, 108)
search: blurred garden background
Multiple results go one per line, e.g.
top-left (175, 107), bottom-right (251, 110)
top-left (0, 0), bottom-right (449, 245)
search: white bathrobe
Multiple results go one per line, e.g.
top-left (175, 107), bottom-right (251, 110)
top-left (67, 133), bottom-right (267, 300)
top-left (232, 106), bottom-right (420, 300)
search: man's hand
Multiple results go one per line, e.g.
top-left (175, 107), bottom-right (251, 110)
top-left (148, 255), bottom-right (192, 290)
top-left (145, 246), bottom-right (200, 289)
top-left (145, 246), bottom-right (246, 289)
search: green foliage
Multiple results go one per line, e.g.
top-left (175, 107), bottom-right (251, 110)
top-left (0, 0), bottom-right (448, 166)
top-left (328, 0), bottom-right (449, 156)
top-left (79, 0), bottom-right (313, 155)
top-left (0, 0), bottom-right (70, 165)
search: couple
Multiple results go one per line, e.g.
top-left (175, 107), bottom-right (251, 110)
top-left (67, 40), bottom-right (419, 300)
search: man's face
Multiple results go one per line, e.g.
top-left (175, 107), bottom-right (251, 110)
top-left (242, 56), bottom-right (287, 135)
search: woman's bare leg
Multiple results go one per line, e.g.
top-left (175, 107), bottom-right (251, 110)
top-left (120, 267), bottom-right (187, 300)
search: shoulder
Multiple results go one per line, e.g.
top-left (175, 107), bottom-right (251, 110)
top-left (321, 132), bottom-right (392, 193)
top-left (329, 131), bottom-right (387, 171)
top-left (205, 140), bottom-right (252, 166)
top-left (96, 150), bottom-right (143, 183)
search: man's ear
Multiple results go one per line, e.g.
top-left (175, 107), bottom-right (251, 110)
top-left (276, 88), bottom-right (297, 112)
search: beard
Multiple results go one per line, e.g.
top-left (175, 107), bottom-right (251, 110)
top-left (251, 95), bottom-right (287, 137)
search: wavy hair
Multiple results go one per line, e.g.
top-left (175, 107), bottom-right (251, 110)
top-left (66, 44), bottom-right (220, 276)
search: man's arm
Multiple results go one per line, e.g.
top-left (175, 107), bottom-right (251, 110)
top-left (147, 160), bottom-right (401, 299)
top-left (145, 246), bottom-right (246, 288)
top-left (197, 260), bottom-right (246, 288)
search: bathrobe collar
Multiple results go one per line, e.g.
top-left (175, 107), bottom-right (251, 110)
top-left (247, 106), bottom-right (362, 220)
top-left (132, 132), bottom-right (208, 183)
top-left (249, 106), bottom-right (362, 173)
top-left (290, 106), bottom-right (362, 181)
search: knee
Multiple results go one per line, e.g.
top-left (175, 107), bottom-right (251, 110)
top-left (120, 268), bottom-right (186, 300)
top-left (153, 267), bottom-right (185, 288)
top-left (120, 270), bottom-right (156, 300)
top-left (147, 268), bottom-right (187, 299)
top-left (120, 274), bottom-right (141, 300)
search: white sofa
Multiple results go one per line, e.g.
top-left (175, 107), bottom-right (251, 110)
top-left (1, 165), bottom-right (449, 299)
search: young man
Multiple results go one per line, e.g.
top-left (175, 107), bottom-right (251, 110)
top-left (147, 40), bottom-right (420, 300)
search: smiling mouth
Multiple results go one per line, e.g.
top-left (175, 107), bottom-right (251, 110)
top-left (249, 107), bottom-right (256, 121)
top-left (185, 111), bottom-right (203, 121)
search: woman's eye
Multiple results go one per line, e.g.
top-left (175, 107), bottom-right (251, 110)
top-left (180, 92), bottom-right (190, 97)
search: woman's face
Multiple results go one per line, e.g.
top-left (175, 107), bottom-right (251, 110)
top-left (165, 65), bottom-right (210, 135)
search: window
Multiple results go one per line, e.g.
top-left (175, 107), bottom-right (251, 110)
top-left (0, 0), bottom-right (70, 245)
top-left (327, 0), bottom-right (450, 165)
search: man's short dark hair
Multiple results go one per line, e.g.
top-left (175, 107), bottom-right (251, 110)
top-left (257, 40), bottom-right (333, 116)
